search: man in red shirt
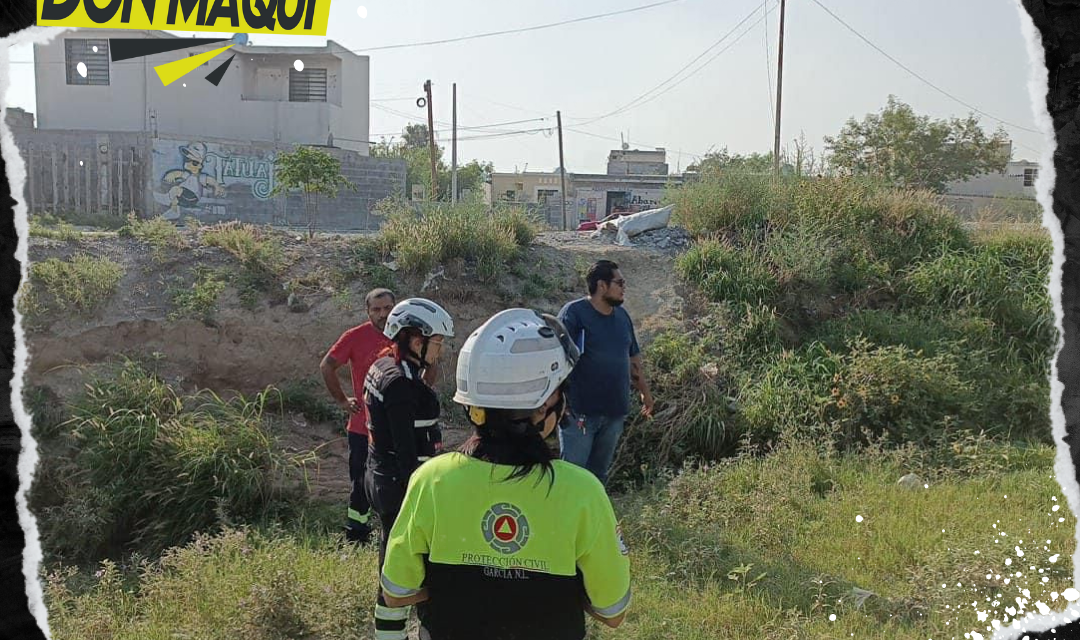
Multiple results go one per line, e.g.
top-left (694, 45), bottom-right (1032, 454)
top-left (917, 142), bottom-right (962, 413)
top-left (321, 288), bottom-right (396, 544)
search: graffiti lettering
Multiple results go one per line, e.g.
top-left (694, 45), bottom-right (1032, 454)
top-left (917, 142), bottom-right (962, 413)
top-left (152, 139), bottom-right (275, 219)
top-left (211, 153), bottom-right (275, 199)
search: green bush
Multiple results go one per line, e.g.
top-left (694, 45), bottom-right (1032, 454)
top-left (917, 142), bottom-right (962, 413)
top-left (44, 529), bottom-right (377, 640)
top-left (375, 199), bottom-right (539, 281)
top-left (676, 239), bottom-right (778, 306)
top-left (201, 222), bottom-right (287, 308)
top-left (737, 345), bottom-right (838, 446)
top-left (24, 255), bottom-right (124, 316)
top-left (35, 362), bottom-right (309, 561)
top-left (820, 339), bottom-right (977, 447)
top-left (670, 172), bottom-right (775, 235)
top-left (900, 242), bottom-right (1053, 346)
top-left (29, 214), bottom-right (82, 240)
top-left (44, 210), bottom-right (129, 230)
top-left (120, 214), bottom-right (187, 258)
top-left (169, 269), bottom-right (226, 324)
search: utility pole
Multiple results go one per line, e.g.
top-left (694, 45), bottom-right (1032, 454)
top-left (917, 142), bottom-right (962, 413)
top-left (557, 110), bottom-right (567, 231)
top-left (452, 83), bottom-right (458, 204)
top-left (772, 0), bottom-right (787, 180)
top-left (424, 79), bottom-right (438, 201)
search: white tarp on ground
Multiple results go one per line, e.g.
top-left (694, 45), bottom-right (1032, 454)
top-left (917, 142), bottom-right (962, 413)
top-left (611, 204), bottom-right (675, 246)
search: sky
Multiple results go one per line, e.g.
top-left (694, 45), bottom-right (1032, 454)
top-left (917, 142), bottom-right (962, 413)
top-left (2, 0), bottom-right (1049, 175)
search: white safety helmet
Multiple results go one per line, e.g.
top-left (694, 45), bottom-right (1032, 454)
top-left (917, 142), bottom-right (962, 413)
top-left (453, 308), bottom-right (580, 413)
top-left (384, 297), bottom-right (455, 341)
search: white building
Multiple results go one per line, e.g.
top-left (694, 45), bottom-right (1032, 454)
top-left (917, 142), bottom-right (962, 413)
top-left (946, 159), bottom-right (1040, 199)
top-left (33, 29), bottom-right (371, 154)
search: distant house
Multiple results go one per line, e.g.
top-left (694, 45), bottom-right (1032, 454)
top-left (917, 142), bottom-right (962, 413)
top-left (33, 29), bottom-right (371, 154)
top-left (10, 29), bottom-right (405, 229)
top-left (944, 156), bottom-right (1040, 220)
top-left (485, 148), bottom-right (682, 229)
top-left (945, 159), bottom-right (1039, 199)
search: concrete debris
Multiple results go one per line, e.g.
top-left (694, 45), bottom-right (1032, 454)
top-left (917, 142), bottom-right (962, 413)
top-left (422, 265), bottom-right (447, 292)
top-left (589, 225), bottom-right (692, 254)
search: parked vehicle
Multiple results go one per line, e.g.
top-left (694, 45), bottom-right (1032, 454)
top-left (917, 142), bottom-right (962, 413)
top-left (577, 211), bottom-right (631, 232)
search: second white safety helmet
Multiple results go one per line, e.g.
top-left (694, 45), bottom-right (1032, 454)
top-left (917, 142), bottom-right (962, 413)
top-left (453, 308), bottom-right (580, 412)
top-left (383, 297), bottom-right (455, 341)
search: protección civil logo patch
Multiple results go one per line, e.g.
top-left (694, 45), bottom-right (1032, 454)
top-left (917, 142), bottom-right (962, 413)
top-left (482, 503), bottom-right (531, 555)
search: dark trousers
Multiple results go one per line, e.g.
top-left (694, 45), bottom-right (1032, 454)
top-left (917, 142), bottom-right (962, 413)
top-left (346, 433), bottom-right (372, 538)
top-left (366, 468), bottom-right (409, 640)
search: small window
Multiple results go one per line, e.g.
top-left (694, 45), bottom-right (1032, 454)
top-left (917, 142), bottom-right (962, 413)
top-left (289, 68), bottom-right (327, 102)
top-left (1023, 168), bottom-right (1038, 187)
top-left (537, 188), bottom-right (558, 204)
top-left (65, 38), bottom-right (109, 86)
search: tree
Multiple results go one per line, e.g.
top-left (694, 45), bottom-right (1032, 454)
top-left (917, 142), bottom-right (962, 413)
top-left (272, 146), bottom-right (355, 238)
top-left (686, 147), bottom-right (774, 176)
top-left (371, 124), bottom-right (493, 201)
top-left (824, 95), bottom-right (1010, 193)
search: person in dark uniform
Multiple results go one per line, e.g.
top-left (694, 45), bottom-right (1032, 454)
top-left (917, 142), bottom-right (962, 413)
top-left (380, 309), bottom-right (631, 640)
top-left (363, 297), bottom-right (455, 640)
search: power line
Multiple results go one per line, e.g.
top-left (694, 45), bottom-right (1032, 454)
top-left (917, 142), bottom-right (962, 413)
top-left (471, 95), bottom-right (553, 117)
top-left (371, 103), bottom-right (549, 136)
top-left (566, 126), bottom-right (705, 161)
top-left (571, 1), bottom-right (775, 126)
top-left (348, 0), bottom-right (687, 53)
top-left (807, 0), bottom-right (1040, 135)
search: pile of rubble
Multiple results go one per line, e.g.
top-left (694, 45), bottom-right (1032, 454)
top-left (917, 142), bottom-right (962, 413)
top-left (589, 225), bottom-right (693, 253)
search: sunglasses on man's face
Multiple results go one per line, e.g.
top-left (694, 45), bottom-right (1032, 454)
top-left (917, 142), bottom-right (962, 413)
top-left (608, 279), bottom-right (626, 288)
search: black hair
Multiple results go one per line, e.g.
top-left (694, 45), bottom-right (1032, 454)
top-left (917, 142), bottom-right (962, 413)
top-left (460, 409), bottom-right (556, 492)
top-left (586, 260), bottom-right (619, 295)
top-left (365, 288), bottom-right (395, 308)
top-left (389, 326), bottom-right (424, 364)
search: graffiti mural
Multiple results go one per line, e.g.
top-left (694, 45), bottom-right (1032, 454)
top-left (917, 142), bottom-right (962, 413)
top-left (152, 140), bottom-right (275, 219)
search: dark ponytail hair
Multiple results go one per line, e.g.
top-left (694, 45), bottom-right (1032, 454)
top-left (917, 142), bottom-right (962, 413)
top-left (384, 326), bottom-right (423, 364)
top-left (460, 409), bottom-right (556, 491)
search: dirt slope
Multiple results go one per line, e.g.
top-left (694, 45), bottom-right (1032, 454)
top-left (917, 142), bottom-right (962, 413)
top-left (24, 228), bottom-right (686, 502)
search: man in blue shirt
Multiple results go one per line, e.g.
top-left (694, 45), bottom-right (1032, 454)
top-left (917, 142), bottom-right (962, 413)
top-left (557, 260), bottom-right (654, 486)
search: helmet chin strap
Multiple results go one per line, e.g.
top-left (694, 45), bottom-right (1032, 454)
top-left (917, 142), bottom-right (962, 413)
top-left (407, 336), bottom-right (432, 370)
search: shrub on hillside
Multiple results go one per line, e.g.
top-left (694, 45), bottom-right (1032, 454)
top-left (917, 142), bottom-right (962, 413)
top-left (820, 339), bottom-right (977, 448)
top-left (676, 240), bottom-right (778, 306)
top-left (44, 529), bottom-right (377, 640)
top-left (671, 172), bottom-right (775, 235)
top-left (736, 345), bottom-right (838, 446)
top-left (29, 214), bottom-right (82, 240)
top-left (375, 198), bottom-right (540, 281)
top-left (119, 214), bottom-right (188, 254)
top-left (200, 222), bottom-right (287, 308)
top-left (21, 255), bottom-right (124, 318)
top-left (900, 242), bottom-right (1053, 346)
top-left (33, 362), bottom-right (309, 562)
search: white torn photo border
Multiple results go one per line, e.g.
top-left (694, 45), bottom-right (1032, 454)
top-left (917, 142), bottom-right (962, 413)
top-left (0, 6), bottom-right (1076, 639)
top-left (1, 24), bottom-right (69, 639)
top-left (991, 2), bottom-right (1079, 640)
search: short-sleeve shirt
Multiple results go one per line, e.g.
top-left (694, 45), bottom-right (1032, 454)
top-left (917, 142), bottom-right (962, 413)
top-left (381, 452), bottom-right (632, 640)
top-left (327, 322), bottom-right (392, 435)
top-left (557, 298), bottom-right (641, 418)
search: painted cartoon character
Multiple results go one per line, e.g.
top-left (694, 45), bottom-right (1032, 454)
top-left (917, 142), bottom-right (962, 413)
top-left (159, 142), bottom-right (225, 218)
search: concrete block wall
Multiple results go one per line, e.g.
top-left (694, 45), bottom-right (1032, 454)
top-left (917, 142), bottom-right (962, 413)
top-left (10, 126), bottom-right (405, 229)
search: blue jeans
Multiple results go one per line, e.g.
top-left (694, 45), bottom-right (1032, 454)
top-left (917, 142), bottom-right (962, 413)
top-left (558, 412), bottom-right (626, 487)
